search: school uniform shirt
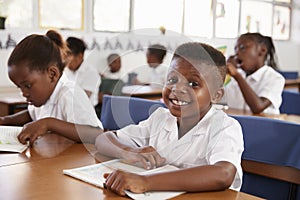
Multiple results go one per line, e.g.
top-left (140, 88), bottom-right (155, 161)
top-left (149, 64), bottom-right (168, 87)
top-left (224, 65), bottom-right (285, 114)
top-left (28, 75), bottom-right (103, 129)
top-left (133, 64), bottom-right (168, 87)
top-left (116, 107), bottom-right (244, 191)
top-left (64, 61), bottom-right (101, 106)
top-left (103, 70), bottom-right (123, 80)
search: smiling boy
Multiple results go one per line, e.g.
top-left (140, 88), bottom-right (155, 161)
top-left (95, 42), bottom-right (244, 196)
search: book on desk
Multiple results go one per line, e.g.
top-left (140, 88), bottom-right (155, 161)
top-left (0, 125), bottom-right (28, 153)
top-left (63, 159), bottom-right (184, 200)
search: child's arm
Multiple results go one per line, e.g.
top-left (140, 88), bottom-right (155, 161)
top-left (18, 117), bottom-right (103, 145)
top-left (104, 161), bottom-right (236, 196)
top-left (0, 110), bottom-right (32, 126)
top-left (227, 63), bottom-right (272, 113)
top-left (95, 131), bottom-right (166, 169)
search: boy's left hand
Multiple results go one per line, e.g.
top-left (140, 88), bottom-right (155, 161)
top-left (103, 170), bottom-right (148, 196)
top-left (18, 119), bottom-right (48, 146)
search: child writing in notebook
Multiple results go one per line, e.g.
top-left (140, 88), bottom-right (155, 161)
top-left (225, 32), bottom-right (285, 114)
top-left (0, 31), bottom-right (103, 145)
top-left (95, 42), bottom-right (244, 196)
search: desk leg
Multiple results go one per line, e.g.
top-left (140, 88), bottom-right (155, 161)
top-left (288, 183), bottom-right (297, 200)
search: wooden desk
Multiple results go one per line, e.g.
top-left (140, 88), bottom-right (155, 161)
top-left (285, 78), bottom-right (300, 92)
top-left (0, 135), bottom-right (263, 200)
top-left (223, 107), bottom-right (300, 124)
top-left (0, 91), bottom-right (27, 116)
top-left (122, 85), bottom-right (162, 100)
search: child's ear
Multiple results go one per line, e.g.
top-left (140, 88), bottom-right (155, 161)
top-left (259, 45), bottom-right (267, 57)
top-left (211, 88), bottom-right (224, 104)
top-left (47, 65), bottom-right (60, 82)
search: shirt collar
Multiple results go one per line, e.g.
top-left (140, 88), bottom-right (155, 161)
top-left (247, 65), bottom-right (268, 82)
top-left (46, 75), bottom-right (66, 105)
top-left (163, 106), bottom-right (217, 136)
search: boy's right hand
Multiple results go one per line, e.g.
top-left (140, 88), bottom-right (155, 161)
top-left (121, 146), bottom-right (166, 169)
top-left (18, 119), bottom-right (48, 146)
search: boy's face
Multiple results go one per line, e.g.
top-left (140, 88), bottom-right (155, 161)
top-left (146, 51), bottom-right (159, 68)
top-left (109, 57), bottom-right (121, 73)
top-left (67, 53), bottom-right (83, 71)
top-left (8, 63), bottom-right (58, 107)
top-left (162, 58), bottom-right (215, 121)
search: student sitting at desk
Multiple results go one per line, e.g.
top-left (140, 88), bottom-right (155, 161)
top-left (96, 53), bottom-right (125, 117)
top-left (64, 37), bottom-right (101, 107)
top-left (95, 42), bottom-right (244, 196)
top-left (225, 32), bottom-right (285, 114)
top-left (129, 44), bottom-right (168, 87)
top-left (0, 31), bottom-right (103, 145)
top-left (102, 53), bottom-right (122, 80)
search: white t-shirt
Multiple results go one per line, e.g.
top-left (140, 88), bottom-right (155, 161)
top-left (133, 64), bottom-right (168, 87)
top-left (28, 75), bottom-right (103, 129)
top-left (103, 70), bottom-right (123, 80)
top-left (64, 61), bottom-right (101, 106)
top-left (224, 65), bottom-right (285, 114)
top-left (116, 107), bottom-right (244, 191)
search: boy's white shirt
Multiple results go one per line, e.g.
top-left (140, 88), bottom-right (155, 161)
top-left (224, 65), bottom-right (285, 114)
top-left (116, 106), bottom-right (244, 191)
top-left (28, 75), bottom-right (103, 128)
top-left (132, 64), bottom-right (168, 87)
top-left (64, 61), bottom-right (101, 106)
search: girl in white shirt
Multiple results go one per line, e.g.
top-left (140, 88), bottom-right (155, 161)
top-left (0, 31), bottom-right (103, 145)
top-left (225, 32), bottom-right (285, 114)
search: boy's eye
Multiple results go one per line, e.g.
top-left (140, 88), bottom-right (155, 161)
top-left (25, 84), bottom-right (32, 89)
top-left (167, 77), bottom-right (178, 85)
top-left (188, 81), bottom-right (199, 87)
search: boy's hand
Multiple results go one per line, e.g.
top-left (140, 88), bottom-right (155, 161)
top-left (122, 146), bottom-right (166, 169)
top-left (18, 119), bottom-right (48, 146)
top-left (103, 170), bottom-right (148, 196)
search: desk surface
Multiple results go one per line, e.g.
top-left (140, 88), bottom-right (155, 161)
top-left (223, 106), bottom-right (300, 124)
top-left (284, 78), bottom-right (300, 92)
top-left (0, 134), bottom-right (263, 200)
top-left (122, 85), bottom-right (162, 100)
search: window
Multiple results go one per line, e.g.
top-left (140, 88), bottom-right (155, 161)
top-left (132, 0), bottom-right (183, 33)
top-left (93, 0), bottom-right (130, 32)
top-left (215, 0), bottom-right (240, 38)
top-left (184, 0), bottom-right (213, 37)
top-left (0, 0), bottom-right (33, 28)
top-left (240, 1), bottom-right (273, 36)
top-left (38, 0), bottom-right (83, 30)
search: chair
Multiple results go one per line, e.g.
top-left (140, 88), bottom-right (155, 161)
top-left (278, 71), bottom-right (299, 80)
top-left (100, 95), bottom-right (166, 130)
top-left (280, 90), bottom-right (300, 115)
top-left (99, 78), bottom-right (125, 96)
top-left (231, 115), bottom-right (300, 200)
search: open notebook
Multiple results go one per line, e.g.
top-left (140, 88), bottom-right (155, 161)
top-left (0, 125), bottom-right (28, 153)
top-left (63, 159), bottom-right (185, 200)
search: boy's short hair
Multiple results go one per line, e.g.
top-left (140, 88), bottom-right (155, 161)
top-left (172, 42), bottom-right (226, 84)
top-left (66, 37), bottom-right (87, 56)
top-left (147, 44), bottom-right (167, 62)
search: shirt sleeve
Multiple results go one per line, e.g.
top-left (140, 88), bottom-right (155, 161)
top-left (207, 117), bottom-right (244, 190)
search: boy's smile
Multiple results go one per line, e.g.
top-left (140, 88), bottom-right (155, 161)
top-left (162, 58), bottom-right (213, 124)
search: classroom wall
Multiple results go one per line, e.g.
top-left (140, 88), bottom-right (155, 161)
top-left (1, 4), bottom-right (300, 88)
